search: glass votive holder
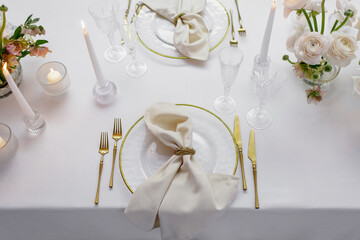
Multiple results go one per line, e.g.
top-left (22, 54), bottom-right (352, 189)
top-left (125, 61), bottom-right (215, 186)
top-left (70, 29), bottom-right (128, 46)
top-left (37, 61), bottom-right (71, 96)
top-left (0, 123), bottom-right (19, 162)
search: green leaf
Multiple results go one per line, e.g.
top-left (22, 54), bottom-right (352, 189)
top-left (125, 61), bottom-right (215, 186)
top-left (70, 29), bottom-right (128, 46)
top-left (25, 14), bottom-right (33, 24)
top-left (9, 26), bottom-right (22, 39)
top-left (28, 25), bottom-right (37, 29)
top-left (17, 50), bottom-right (30, 61)
top-left (31, 18), bottom-right (40, 24)
top-left (35, 39), bottom-right (48, 46)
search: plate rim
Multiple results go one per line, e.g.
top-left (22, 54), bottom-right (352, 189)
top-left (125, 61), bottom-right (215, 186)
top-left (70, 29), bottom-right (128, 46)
top-left (119, 103), bottom-right (238, 193)
top-left (136, 0), bottom-right (230, 59)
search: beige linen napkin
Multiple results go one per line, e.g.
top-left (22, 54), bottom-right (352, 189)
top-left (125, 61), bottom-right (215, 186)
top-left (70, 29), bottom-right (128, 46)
top-left (125, 103), bottom-right (239, 240)
top-left (144, 0), bottom-right (210, 60)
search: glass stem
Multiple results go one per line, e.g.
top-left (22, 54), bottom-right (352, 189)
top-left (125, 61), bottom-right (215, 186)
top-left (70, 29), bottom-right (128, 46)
top-left (129, 48), bottom-right (136, 60)
top-left (108, 33), bottom-right (115, 47)
top-left (257, 94), bottom-right (265, 119)
top-left (224, 86), bottom-right (230, 100)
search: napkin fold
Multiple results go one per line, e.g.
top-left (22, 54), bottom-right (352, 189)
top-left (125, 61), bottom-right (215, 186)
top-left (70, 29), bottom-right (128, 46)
top-left (125, 103), bottom-right (239, 240)
top-left (144, 0), bottom-right (210, 60)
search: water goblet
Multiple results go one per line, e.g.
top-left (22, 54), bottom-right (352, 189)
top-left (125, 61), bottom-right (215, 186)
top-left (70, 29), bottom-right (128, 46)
top-left (88, 0), bottom-right (126, 63)
top-left (118, 9), bottom-right (148, 78)
top-left (246, 63), bottom-right (285, 129)
top-left (213, 47), bottom-right (244, 115)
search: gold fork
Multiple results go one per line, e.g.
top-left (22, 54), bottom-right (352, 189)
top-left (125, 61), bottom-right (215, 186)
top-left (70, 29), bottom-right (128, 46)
top-left (235, 0), bottom-right (246, 36)
top-left (229, 9), bottom-right (238, 47)
top-left (95, 132), bottom-right (109, 204)
top-left (109, 118), bottom-right (122, 188)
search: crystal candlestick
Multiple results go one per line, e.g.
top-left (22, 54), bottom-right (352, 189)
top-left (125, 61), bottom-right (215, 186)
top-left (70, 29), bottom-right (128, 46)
top-left (23, 110), bottom-right (46, 134)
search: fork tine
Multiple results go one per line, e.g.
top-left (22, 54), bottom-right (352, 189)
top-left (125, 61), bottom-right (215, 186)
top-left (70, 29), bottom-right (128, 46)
top-left (105, 132), bottom-right (109, 149)
top-left (113, 119), bottom-right (116, 135)
top-left (119, 118), bottom-right (122, 135)
top-left (99, 132), bottom-right (103, 149)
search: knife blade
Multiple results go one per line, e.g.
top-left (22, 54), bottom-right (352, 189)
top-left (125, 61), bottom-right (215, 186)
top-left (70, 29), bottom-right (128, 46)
top-left (248, 129), bottom-right (259, 209)
top-left (234, 115), bottom-right (247, 190)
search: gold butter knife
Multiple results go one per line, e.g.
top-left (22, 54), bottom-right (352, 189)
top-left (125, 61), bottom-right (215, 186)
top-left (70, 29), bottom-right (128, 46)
top-left (234, 115), bottom-right (247, 190)
top-left (248, 129), bottom-right (259, 209)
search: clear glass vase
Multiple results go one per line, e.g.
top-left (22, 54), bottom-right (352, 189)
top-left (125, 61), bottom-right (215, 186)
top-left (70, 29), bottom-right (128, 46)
top-left (0, 64), bottom-right (23, 99)
top-left (302, 65), bottom-right (340, 91)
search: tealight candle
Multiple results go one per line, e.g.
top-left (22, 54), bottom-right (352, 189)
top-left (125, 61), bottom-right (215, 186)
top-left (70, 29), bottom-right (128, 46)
top-left (47, 68), bottom-right (62, 84)
top-left (37, 61), bottom-right (71, 96)
top-left (0, 136), bottom-right (6, 149)
top-left (0, 123), bottom-right (19, 161)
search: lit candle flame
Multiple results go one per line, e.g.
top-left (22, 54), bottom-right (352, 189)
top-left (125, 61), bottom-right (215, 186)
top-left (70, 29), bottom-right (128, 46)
top-left (50, 68), bottom-right (55, 73)
top-left (81, 20), bottom-right (87, 34)
top-left (3, 62), bottom-right (8, 73)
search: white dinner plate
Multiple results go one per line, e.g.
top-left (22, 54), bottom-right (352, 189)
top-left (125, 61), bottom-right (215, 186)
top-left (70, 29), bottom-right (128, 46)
top-left (135, 0), bottom-right (229, 59)
top-left (119, 104), bottom-right (238, 193)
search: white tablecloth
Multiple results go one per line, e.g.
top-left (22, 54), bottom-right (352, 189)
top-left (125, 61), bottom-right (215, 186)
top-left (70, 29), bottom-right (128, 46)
top-left (1, 0), bottom-right (360, 239)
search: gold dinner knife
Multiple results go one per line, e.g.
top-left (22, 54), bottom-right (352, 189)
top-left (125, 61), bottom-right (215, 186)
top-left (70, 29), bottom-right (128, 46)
top-left (234, 115), bottom-right (247, 190)
top-left (248, 129), bottom-right (259, 209)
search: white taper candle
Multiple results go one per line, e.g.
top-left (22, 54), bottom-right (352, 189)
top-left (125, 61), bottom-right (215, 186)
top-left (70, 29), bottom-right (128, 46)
top-left (259, 0), bottom-right (277, 63)
top-left (3, 63), bottom-right (36, 119)
top-left (81, 20), bottom-right (107, 87)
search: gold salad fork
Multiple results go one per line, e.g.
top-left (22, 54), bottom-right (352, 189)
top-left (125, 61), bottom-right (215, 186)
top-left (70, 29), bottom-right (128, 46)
top-left (235, 0), bottom-right (246, 36)
top-left (95, 132), bottom-right (109, 204)
top-left (229, 9), bottom-right (238, 47)
top-left (109, 118), bottom-right (122, 188)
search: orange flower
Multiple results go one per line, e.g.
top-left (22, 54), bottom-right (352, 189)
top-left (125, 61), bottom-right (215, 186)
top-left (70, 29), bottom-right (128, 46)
top-left (2, 54), bottom-right (19, 73)
top-left (29, 46), bottom-right (51, 58)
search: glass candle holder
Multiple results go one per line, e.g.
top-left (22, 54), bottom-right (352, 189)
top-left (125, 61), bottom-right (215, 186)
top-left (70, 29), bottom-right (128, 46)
top-left (0, 123), bottom-right (19, 162)
top-left (37, 61), bottom-right (71, 96)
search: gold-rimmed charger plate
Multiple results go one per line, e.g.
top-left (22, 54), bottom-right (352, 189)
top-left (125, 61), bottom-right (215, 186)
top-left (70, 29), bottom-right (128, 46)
top-left (119, 104), bottom-right (238, 193)
top-left (136, 0), bottom-right (229, 59)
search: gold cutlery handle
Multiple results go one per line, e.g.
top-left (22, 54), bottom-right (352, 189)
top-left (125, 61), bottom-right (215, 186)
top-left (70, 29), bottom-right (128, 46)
top-left (230, 9), bottom-right (235, 40)
top-left (253, 165), bottom-right (259, 209)
top-left (234, 0), bottom-right (243, 27)
top-left (239, 148), bottom-right (247, 190)
top-left (95, 156), bottom-right (104, 204)
top-left (109, 145), bottom-right (117, 188)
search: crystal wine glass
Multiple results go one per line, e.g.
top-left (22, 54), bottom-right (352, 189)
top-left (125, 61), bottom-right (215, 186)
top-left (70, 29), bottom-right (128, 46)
top-left (118, 9), bottom-right (147, 78)
top-left (88, 0), bottom-right (126, 63)
top-left (213, 47), bottom-right (244, 115)
top-left (246, 63), bottom-right (285, 129)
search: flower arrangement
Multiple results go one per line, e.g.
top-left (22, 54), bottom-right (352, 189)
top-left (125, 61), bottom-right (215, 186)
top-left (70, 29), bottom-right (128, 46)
top-left (0, 5), bottom-right (51, 86)
top-left (282, 0), bottom-right (360, 104)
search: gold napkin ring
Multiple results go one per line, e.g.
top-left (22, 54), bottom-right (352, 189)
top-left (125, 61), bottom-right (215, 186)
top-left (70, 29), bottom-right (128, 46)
top-left (174, 13), bottom-right (186, 26)
top-left (174, 147), bottom-right (195, 156)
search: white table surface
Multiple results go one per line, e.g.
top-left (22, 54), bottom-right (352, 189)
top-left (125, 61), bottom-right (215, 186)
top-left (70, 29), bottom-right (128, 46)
top-left (1, 0), bottom-right (360, 239)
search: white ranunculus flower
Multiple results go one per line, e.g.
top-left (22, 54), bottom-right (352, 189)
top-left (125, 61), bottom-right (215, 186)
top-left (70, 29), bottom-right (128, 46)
top-left (294, 32), bottom-right (329, 65)
top-left (324, 32), bottom-right (358, 67)
top-left (336, 0), bottom-right (357, 21)
top-left (283, 0), bottom-right (308, 18)
top-left (305, 0), bottom-right (322, 12)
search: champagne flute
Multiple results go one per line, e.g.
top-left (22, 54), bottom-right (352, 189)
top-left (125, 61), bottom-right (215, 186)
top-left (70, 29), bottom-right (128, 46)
top-left (88, 0), bottom-right (126, 63)
top-left (118, 9), bottom-right (147, 78)
top-left (246, 63), bottom-right (285, 129)
top-left (214, 47), bottom-right (244, 115)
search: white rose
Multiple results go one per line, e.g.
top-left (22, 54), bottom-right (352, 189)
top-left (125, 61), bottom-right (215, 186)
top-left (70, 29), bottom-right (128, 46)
top-left (283, 0), bottom-right (308, 18)
top-left (305, 0), bottom-right (322, 13)
top-left (294, 32), bottom-right (329, 65)
top-left (336, 0), bottom-right (357, 21)
top-left (324, 32), bottom-right (358, 67)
